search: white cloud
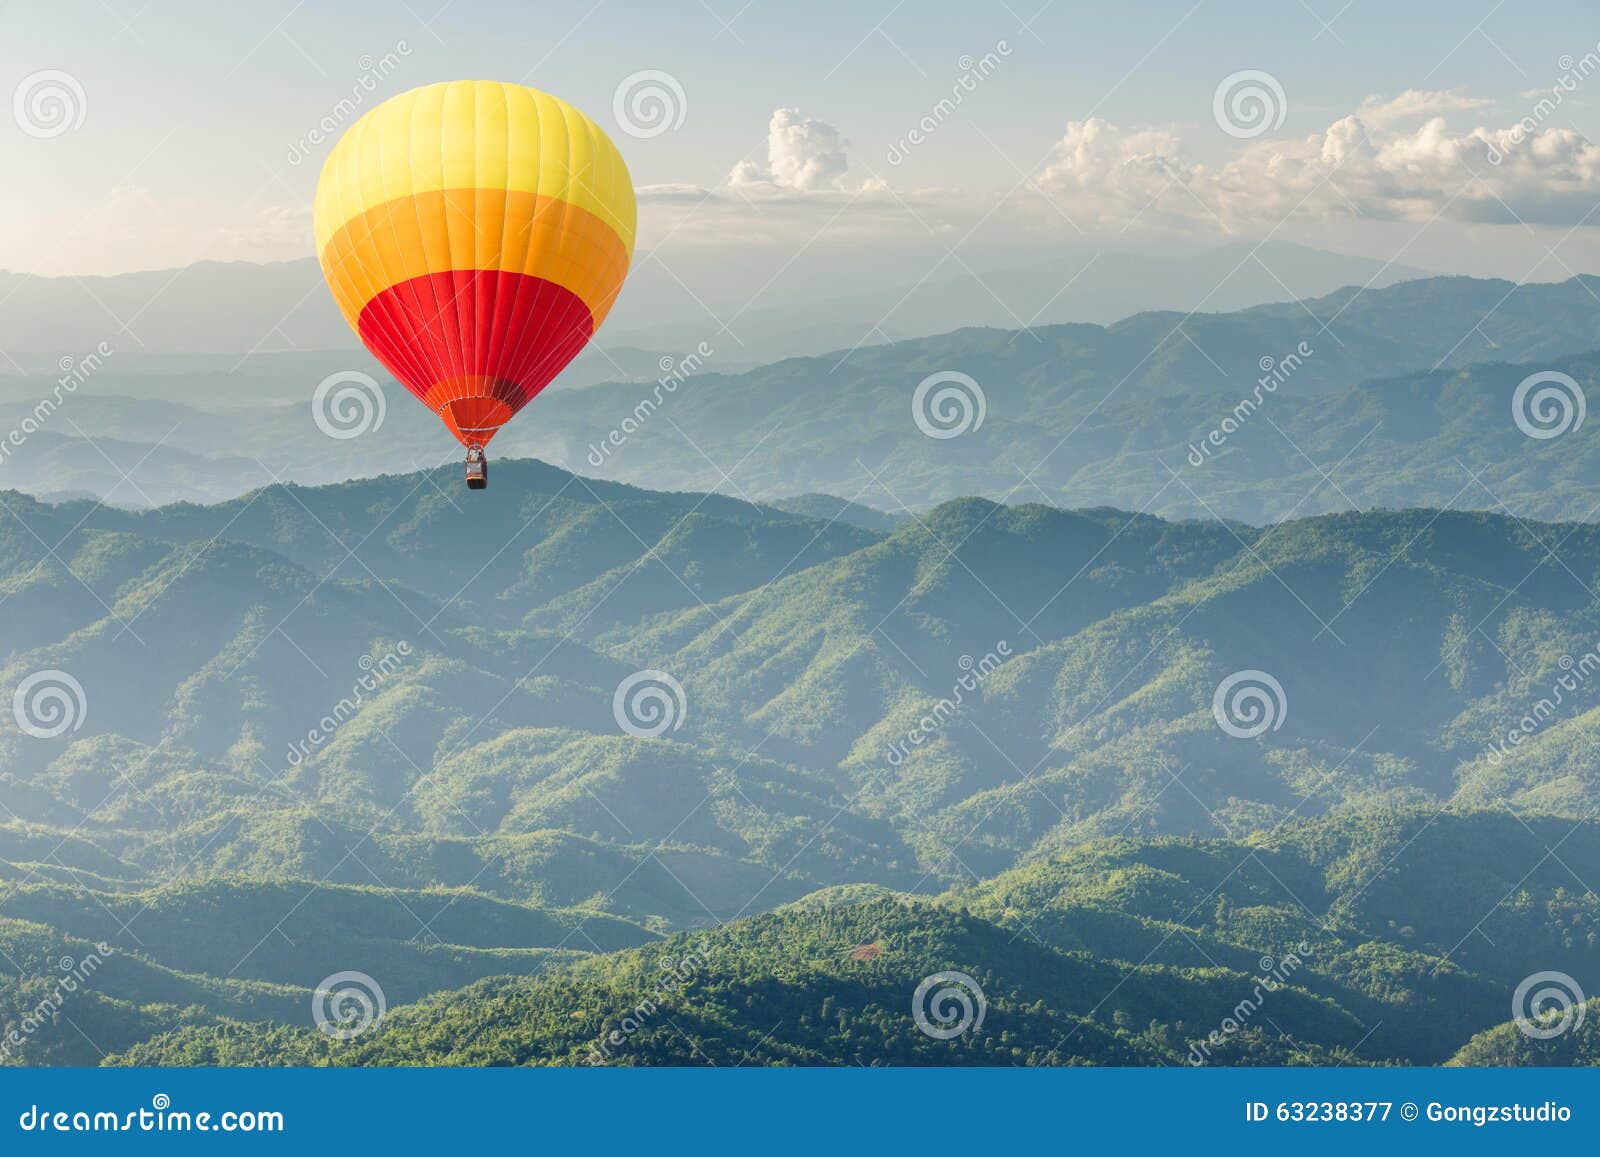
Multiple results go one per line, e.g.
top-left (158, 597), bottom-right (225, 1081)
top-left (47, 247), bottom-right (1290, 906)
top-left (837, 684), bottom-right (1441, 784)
top-left (729, 108), bottom-right (852, 191)
top-left (638, 108), bottom-right (919, 252)
top-left (635, 90), bottom-right (1600, 277)
top-left (214, 205), bottom-right (312, 252)
top-left (1033, 93), bottom-right (1600, 231)
top-left (1354, 89), bottom-right (1495, 127)
top-left (636, 183), bottom-right (721, 203)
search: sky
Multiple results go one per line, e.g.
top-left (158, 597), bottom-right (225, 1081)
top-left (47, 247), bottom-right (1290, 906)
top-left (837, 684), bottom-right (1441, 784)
top-left (6, 0), bottom-right (1600, 284)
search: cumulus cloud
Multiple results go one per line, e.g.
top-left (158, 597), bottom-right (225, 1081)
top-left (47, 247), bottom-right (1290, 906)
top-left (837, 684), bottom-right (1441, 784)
top-left (633, 91), bottom-right (1600, 269)
top-left (636, 183), bottom-right (720, 203)
top-left (730, 108), bottom-right (851, 191)
top-left (635, 107), bottom-right (928, 255)
top-left (216, 205), bottom-right (313, 251)
top-left (1033, 91), bottom-right (1600, 231)
top-left (1353, 89), bottom-right (1495, 127)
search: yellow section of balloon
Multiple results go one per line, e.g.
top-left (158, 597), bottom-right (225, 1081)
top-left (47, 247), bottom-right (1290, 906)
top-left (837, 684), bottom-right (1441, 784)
top-left (312, 80), bottom-right (637, 261)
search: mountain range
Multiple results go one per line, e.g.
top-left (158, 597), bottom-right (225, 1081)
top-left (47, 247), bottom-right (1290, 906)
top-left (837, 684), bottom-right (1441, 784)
top-left (0, 241), bottom-right (1425, 366)
top-left (5, 271), bottom-right (1600, 523)
top-left (2, 461), bottom-right (1599, 1065)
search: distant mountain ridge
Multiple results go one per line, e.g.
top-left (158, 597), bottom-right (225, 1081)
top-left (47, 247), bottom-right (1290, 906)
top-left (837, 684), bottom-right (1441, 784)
top-left (0, 241), bottom-right (1426, 364)
top-left (4, 273), bottom-right (1599, 522)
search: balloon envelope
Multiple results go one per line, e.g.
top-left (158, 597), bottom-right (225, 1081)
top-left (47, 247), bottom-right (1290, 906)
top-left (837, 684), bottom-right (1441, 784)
top-left (313, 81), bottom-right (636, 447)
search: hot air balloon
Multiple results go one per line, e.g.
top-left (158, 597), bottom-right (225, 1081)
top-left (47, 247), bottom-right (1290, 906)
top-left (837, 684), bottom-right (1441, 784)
top-left (313, 81), bottom-right (636, 489)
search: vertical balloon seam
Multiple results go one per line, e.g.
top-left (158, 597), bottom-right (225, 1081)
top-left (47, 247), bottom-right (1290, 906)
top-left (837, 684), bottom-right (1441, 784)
top-left (532, 95), bottom-right (585, 405)
top-left (372, 88), bottom-right (420, 395)
top-left (410, 85), bottom-right (456, 425)
top-left (366, 89), bottom-right (426, 404)
top-left (481, 85), bottom-right (524, 426)
top-left (461, 84), bottom-right (479, 423)
top-left (369, 97), bottom-right (438, 413)
top-left (488, 82), bottom-right (516, 429)
top-left (486, 80), bottom-right (518, 435)
top-left (498, 83), bottom-right (544, 425)
top-left (482, 85), bottom-right (535, 438)
top-left (450, 82), bottom-right (478, 421)
top-left (503, 91), bottom-right (556, 419)
top-left (346, 97), bottom-right (431, 416)
top-left (521, 91), bottom-right (569, 417)
top-left (437, 84), bottom-right (468, 422)
top-left (441, 92), bottom-right (465, 420)
top-left (470, 86), bottom-right (497, 422)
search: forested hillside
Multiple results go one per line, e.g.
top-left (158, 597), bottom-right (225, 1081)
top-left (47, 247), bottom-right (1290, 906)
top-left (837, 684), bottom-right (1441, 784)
top-left (3, 464), bottom-right (1598, 1065)
top-left (105, 811), bottom-right (1600, 1067)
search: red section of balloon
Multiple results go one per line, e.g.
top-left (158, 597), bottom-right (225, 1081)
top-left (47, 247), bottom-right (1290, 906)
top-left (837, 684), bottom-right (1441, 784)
top-left (356, 270), bottom-right (596, 447)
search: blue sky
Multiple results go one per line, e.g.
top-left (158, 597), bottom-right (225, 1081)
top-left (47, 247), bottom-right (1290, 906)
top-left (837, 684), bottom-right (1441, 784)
top-left (6, 0), bottom-right (1600, 279)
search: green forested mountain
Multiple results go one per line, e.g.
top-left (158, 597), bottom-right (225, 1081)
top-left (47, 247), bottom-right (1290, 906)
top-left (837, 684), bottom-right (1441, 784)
top-left (539, 343), bottom-right (1600, 522)
top-left (105, 895), bottom-right (1360, 1067)
top-left (3, 464), bottom-right (1599, 1065)
top-left (100, 811), bottom-right (1600, 1068)
top-left (1448, 1000), bottom-right (1600, 1066)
